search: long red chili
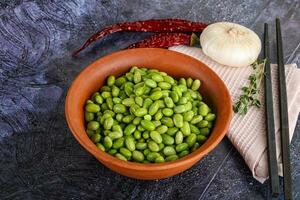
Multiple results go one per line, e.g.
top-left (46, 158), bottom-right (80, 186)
top-left (127, 33), bottom-right (199, 49)
top-left (73, 19), bottom-right (208, 56)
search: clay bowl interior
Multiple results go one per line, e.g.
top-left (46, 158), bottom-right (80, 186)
top-left (65, 48), bottom-right (232, 180)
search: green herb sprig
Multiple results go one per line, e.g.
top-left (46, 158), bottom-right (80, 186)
top-left (233, 59), bottom-right (266, 115)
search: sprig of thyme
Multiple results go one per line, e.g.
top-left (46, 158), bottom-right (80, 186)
top-left (233, 59), bottom-right (266, 115)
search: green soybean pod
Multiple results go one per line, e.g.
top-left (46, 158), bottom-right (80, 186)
top-left (133, 130), bottom-right (141, 139)
top-left (134, 107), bottom-right (148, 117)
top-left (125, 72), bottom-right (133, 81)
top-left (112, 138), bottom-right (124, 149)
top-left (96, 143), bottom-right (105, 151)
top-left (150, 131), bottom-right (162, 144)
top-left (152, 74), bottom-right (164, 82)
top-left (141, 120), bottom-right (155, 131)
top-left (94, 94), bottom-right (104, 104)
top-left (113, 104), bottom-right (126, 114)
top-left (191, 115), bottom-right (203, 124)
top-left (116, 114), bottom-right (123, 122)
top-left (123, 115), bottom-right (135, 124)
top-left (198, 120), bottom-right (209, 128)
top-left (174, 105), bottom-right (186, 113)
top-left (112, 97), bottom-right (122, 104)
top-left (179, 78), bottom-right (186, 85)
top-left (178, 150), bottom-right (189, 158)
top-left (165, 155), bottom-right (178, 162)
top-left (142, 131), bottom-right (149, 139)
top-left (181, 121), bottom-right (191, 136)
top-left (190, 124), bottom-right (200, 134)
top-left (189, 89), bottom-right (198, 99)
top-left (153, 120), bottom-right (161, 127)
top-left (138, 125), bottom-right (146, 132)
top-left (161, 117), bottom-right (174, 127)
top-left (191, 79), bottom-right (201, 91)
top-left (91, 133), bottom-right (101, 143)
top-left (161, 90), bottom-right (169, 97)
top-left (191, 142), bottom-right (200, 152)
top-left (108, 149), bottom-right (117, 155)
top-left (136, 142), bottom-right (147, 150)
top-left (158, 82), bottom-right (171, 90)
top-left (200, 128), bottom-right (210, 136)
top-left (106, 98), bottom-right (113, 110)
top-left (178, 97), bottom-right (188, 105)
top-left (134, 85), bottom-right (145, 96)
top-left (163, 146), bottom-right (176, 156)
top-left (156, 125), bottom-right (168, 134)
top-left (145, 79), bottom-right (157, 88)
top-left (130, 104), bottom-right (140, 115)
top-left (157, 100), bottom-right (165, 108)
top-left (135, 96), bottom-right (143, 107)
top-left (167, 127), bottom-right (178, 136)
top-left (175, 143), bottom-right (189, 152)
top-left (164, 76), bottom-right (175, 85)
top-left (101, 91), bottom-right (111, 99)
top-left (197, 135), bottom-right (207, 143)
top-left (103, 136), bottom-right (113, 149)
top-left (115, 153), bottom-right (127, 161)
top-left (103, 117), bottom-right (114, 130)
top-left (132, 150), bottom-right (144, 162)
top-left (175, 131), bottom-right (184, 144)
top-left (205, 113), bottom-right (216, 121)
top-left (108, 131), bottom-right (123, 140)
top-left (170, 91), bottom-right (179, 103)
top-left (161, 134), bottom-right (175, 145)
top-left (111, 85), bottom-right (120, 97)
top-left (162, 108), bottom-right (173, 117)
top-left (85, 103), bottom-right (100, 113)
top-left (183, 110), bottom-right (194, 121)
top-left (164, 97), bottom-right (174, 108)
top-left (107, 75), bottom-right (115, 86)
top-left (147, 152), bottom-right (160, 162)
top-left (199, 104), bottom-right (210, 116)
top-left (184, 102), bottom-right (192, 111)
top-left (155, 156), bottom-right (165, 163)
top-left (173, 114), bottom-right (183, 128)
top-left (186, 133), bottom-right (197, 147)
top-left (125, 137), bottom-right (136, 151)
top-left (186, 77), bottom-right (193, 88)
top-left (143, 149), bottom-right (150, 156)
top-left (158, 143), bottom-right (165, 151)
top-left (120, 147), bottom-right (132, 159)
top-left (150, 91), bottom-right (163, 100)
top-left (133, 117), bottom-right (142, 125)
top-left (124, 124), bottom-right (136, 136)
top-left (101, 103), bottom-right (108, 111)
top-left (124, 83), bottom-right (133, 96)
top-left (85, 112), bottom-right (94, 122)
top-left (144, 114), bottom-right (152, 121)
top-left (152, 87), bottom-right (161, 92)
top-left (154, 109), bottom-right (163, 121)
top-left (143, 98), bottom-right (153, 109)
top-left (122, 98), bottom-right (135, 107)
top-left (178, 84), bottom-right (187, 92)
top-left (115, 77), bottom-right (126, 87)
top-left (133, 71), bottom-right (142, 83)
top-left (101, 86), bottom-right (111, 92)
top-left (148, 141), bottom-right (160, 152)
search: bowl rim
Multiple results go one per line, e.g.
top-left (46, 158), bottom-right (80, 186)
top-left (65, 48), bottom-right (232, 171)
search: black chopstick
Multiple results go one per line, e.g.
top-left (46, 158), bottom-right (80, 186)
top-left (264, 23), bottom-right (280, 197)
top-left (276, 18), bottom-right (293, 200)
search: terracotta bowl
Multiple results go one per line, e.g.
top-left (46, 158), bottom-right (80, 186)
top-left (65, 48), bottom-right (232, 180)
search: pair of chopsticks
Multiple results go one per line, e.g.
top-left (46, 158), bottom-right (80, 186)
top-left (264, 19), bottom-right (292, 199)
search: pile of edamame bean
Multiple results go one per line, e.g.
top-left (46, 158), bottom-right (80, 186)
top-left (85, 67), bottom-right (216, 163)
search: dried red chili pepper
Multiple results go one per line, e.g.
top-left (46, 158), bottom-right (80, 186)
top-left (73, 19), bottom-right (208, 56)
top-left (127, 33), bottom-right (199, 49)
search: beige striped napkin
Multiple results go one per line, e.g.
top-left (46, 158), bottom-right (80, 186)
top-left (169, 45), bottom-right (300, 183)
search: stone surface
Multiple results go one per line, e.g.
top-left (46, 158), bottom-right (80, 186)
top-left (0, 0), bottom-right (299, 199)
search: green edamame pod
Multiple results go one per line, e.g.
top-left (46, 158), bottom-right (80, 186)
top-left (112, 138), bottom-right (124, 149)
top-left (148, 141), bottom-right (160, 152)
top-left (133, 117), bottom-right (142, 125)
top-left (85, 112), bottom-right (94, 122)
top-left (135, 96), bottom-right (143, 107)
top-left (175, 143), bottom-right (189, 152)
top-left (94, 94), bottom-right (104, 104)
top-left (124, 124), bottom-right (136, 135)
top-left (112, 86), bottom-right (120, 97)
top-left (134, 107), bottom-right (148, 117)
top-left (173, 114), bottom-right (183, 128)
top-left (103, 136), bottom-right (113, 149)
top-left (198, 120), bottom-right (209, 128)
top-left (175, 131), bottom-right (184, 144)
top-left (113, 104), bottom-right (126, 113)
top-left (154, 109), bottom-right (163, 120)
top-left (170, 91), bottom-right (179, 103)
top-left (156, 125), bottom-right (168, 134)
top-left (183, 110), bottom-right (194, 121)
top-left (158, 82), bottom-right (171, 90)
top-left (147, 152), bottom-right (160, 162)
top-left (199, 128), bottom-right (210, 136)
top-left (150, 91), bottom-right (163, 100)
top-left (152, 74), bottom-right (164, 82)
top-left (132, 150), bottom-right (144, 162)
top-left (108, 149), bottom-right (117, 155)
top-left (122, 115), bottom-right (135, 123)
top-left (115, 77), bottom-right (126, 87)
top-left (199, 104), bottom-right (210, 116)
top-left (197, 135), bottom-right (207, 143)
top-left (161, 117), bottom-right (174, 127)
top-left (167, 127), bottom-right (178, 136)
top-left (150, 131), bottom-right (162, 144)
top-left (191, 79), bottom-right (201, 91)
top-left (145, 79), bottom-right (157, 88)
top-left (161, 134), bottom-right (175, 145)
top-left (191, 115), bottom-right (203, 124)
top-left (125, 137), bottom-right (136, 151)
top-left (165, 155), bottom-right (178, 162)
top-left (143, 98), bottom-right (153, 109)
top-left (174, 105), bottom-right (186, 113)
top-left (103, 117), bottom-right (114, 130)
top-left (122, 98), bottom-right (135, 107)
top-left (85, 103), bottom-right (100, 113)
top-left (107, 75), bottom-right (115, 86)
top-left (178, 150), bottom-right (189, 158)
top-left (190, 124), bottom-right (200, 134)
top-left (115, 153), bottom-right (127, 161)
top-left (133, 130), bottom-right (141, 139)
top-left (140, 120), bottom-right (155, 131)
top-left (120, 147), bottom-right (132, 159)
top-left (108, 131), bottom-right (123, 140)
top-left (179, 78), bottom-right (186, 85)
top-left (163, 146), bottom-right (176, 156)
top-left (136, 142), bottom-right (147, 150)
top-left (205, 113), bottom-right (216, 121)
top-left (164, 97), bottom-right (174, 108)
top-left (181, 121), bottom-right (191, 136)
top-left (162, 108), bottom-right (173, 117)
top-left (133, 71), bottom-right (142, 83)
top-left (186, 133), bottom-right (197, 147)
top-left (186, 77), bottom-right (193, 88)
top-left (91, 133), bottom-right (101, 143)
top-left (155, 156), bottom-right (165, 163)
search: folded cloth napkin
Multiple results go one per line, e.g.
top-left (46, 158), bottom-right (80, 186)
top-left (169, 46), bottom-right (300, 183)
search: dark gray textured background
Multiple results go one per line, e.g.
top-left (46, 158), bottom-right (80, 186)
top-left (0, 0), bottom-right (299, 199)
